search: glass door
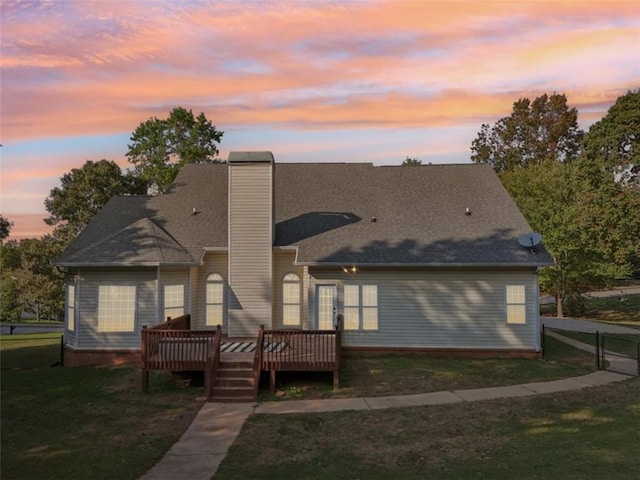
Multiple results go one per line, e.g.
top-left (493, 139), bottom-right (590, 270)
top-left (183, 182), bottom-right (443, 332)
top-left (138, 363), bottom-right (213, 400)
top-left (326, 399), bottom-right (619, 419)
top-left (316, 285), bottom-right (336, 330)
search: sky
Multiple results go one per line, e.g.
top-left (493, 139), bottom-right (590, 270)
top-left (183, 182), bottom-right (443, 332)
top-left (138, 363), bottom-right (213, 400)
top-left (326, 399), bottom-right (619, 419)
top-left (1, 0), bottom-right (639, 240)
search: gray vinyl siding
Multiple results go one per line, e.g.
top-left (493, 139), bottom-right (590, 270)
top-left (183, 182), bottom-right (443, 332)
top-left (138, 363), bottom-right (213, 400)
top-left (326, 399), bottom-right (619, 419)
top-left (309, 268), bottom-right (539, 351)
top-left (158, 267), bottom-right (190, 322)
top-left (193, 252), bottom-right (229, 330)
top-left (272, 250), bottom-right (307, 329)
top-left (75, 268), bottom-right (158, 350)
top-left (228, 163), bottom-right (273, 336)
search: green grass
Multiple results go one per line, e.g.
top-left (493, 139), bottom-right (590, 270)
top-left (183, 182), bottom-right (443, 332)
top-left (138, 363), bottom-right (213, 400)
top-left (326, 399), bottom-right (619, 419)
top-left (541, 293), bottom-right (640, 326)
top-left (556, 331), bottom-right (639, 359)
top-left (1, 334), bottom-right (205, 480)
top-left (583, 294), bottom-right (640, 324)
top-left (217, 378), bottom-right (640, 480)
top-left (260, 337), bottom-right (596, 401)
top-left (0, 332), bottom-right (64, 368)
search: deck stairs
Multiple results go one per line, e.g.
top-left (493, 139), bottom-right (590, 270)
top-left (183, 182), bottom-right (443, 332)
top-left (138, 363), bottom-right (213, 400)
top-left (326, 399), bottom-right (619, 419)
top-left (210, 352), bottom-right (257, 403)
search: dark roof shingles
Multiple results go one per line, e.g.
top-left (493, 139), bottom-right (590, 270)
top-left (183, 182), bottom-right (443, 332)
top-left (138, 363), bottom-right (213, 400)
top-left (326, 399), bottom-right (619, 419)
top-left (58, 162), bottom-right (552, 266)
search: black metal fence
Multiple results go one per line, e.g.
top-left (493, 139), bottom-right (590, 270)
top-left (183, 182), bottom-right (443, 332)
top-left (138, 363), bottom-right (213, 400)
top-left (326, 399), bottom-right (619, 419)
top-left (541, 324), bottom-right (639, 377)
top-left (600, 334), bottom-right (640, 376)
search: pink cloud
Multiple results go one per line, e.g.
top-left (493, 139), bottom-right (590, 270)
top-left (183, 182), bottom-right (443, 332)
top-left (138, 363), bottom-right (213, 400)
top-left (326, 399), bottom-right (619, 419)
top-left (1, 0), bottom-right (638, 239)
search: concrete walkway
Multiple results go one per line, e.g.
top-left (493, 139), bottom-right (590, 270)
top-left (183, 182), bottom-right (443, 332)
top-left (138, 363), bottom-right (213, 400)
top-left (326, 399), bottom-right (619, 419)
top-left (542, 317), bottom-right (640, 334)
top-left (139, 369), bottom-right (633, 480)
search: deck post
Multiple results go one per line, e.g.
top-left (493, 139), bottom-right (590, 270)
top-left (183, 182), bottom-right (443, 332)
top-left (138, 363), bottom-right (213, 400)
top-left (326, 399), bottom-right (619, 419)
top-left (270, 369), bottom-right (276, 394)
top-left (141, 326), bottom-right (149, 393)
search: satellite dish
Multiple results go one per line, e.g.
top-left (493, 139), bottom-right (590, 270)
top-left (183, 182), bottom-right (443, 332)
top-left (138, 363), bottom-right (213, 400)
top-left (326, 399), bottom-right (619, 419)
top-left (518, 232), bottom-right (542, 252)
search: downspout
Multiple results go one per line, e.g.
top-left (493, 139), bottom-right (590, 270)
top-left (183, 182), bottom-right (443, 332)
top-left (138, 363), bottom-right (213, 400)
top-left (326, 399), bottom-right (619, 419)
top-left (534, 268), bottom-right (541, 352)
top-left (156, 266), bottom-right (160, 324)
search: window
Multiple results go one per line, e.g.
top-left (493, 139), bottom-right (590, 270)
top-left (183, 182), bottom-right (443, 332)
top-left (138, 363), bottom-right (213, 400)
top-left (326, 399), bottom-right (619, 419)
top-left (344, 284), bottom-right (378, 330)
top-left (506, 285), bottom-right (526, 324)
top-left (164, 284), bottom-right (185, 320)
top-left (206, 274), bottom-right (224, 326)
top-left (282, 273), bottom-right (301, 325)
top-left (67, 283), bottom-right (75, 332)
top-left (98, 285), bottom-right (136, 332)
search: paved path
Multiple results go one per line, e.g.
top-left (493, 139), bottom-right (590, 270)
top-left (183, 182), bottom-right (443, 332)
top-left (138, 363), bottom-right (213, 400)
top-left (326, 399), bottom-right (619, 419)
top-left (139, 369), bottom-right (633, 480)
top-left (0, 323), bottom-right (64, 335)
top-left (542, 317), bottom-right (640, 334)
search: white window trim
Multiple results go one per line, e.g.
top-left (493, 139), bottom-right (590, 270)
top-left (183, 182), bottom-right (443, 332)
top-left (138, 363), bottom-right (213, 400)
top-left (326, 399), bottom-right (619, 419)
top-left (282, 273), bottom-right (301, 326)
top-left (163, 284), bottom-right (185, 321)
top-left (506, 285), bottom-right (527, 324)
top-left (67, 282), bottom-right (75, 332)
top-left (97, 285), bottom-right (137, 333)
top-left (205, 273), bottom-right (224, 327)
top-left (343, 284), bottom-right (378, 331)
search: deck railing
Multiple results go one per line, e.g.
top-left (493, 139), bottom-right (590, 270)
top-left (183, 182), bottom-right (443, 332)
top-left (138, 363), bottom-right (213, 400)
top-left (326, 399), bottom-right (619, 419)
top-left (252, 327), bottom-right (265, 399)
top-left (261, 316), bottom-right (342, 393)
top-left (141, 324), bottom-right (221, 400)
top-left (149, 314), bottom-right (191, 331)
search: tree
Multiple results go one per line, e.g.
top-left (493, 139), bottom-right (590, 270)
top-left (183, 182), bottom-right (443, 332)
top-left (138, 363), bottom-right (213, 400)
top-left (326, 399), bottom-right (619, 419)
top-left (0, 214), bottom-right (12, 242)
top-left (502, 162), bottom-right (592, 316)
top-left (44, 159), bottom-right (147, 237)
top-left (0, 236), bottom-right (65, 322)
top-left (581, 90), bottom-right (640, 189)
top-left (471, 91), bottom-right (638, 316)
top-left (402, 157), bottom-right (423, 166)
top-left (471, 93), bottom-right (583, 173)
top-left (126, 107), bottom-right (224, 194)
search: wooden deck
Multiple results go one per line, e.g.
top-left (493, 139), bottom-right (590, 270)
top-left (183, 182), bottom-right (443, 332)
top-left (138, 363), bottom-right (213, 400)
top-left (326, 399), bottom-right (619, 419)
top-left (141, 315), bottom-right (222, 400)
top-left (141, 315), bottom-right (342, 399)
top-left (260, 321), bottom-right (342, 393)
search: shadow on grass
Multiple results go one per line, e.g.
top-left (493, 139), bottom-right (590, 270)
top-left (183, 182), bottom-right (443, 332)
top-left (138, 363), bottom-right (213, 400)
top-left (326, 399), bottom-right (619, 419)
top-left (1, 337), bottom-right (205, 480)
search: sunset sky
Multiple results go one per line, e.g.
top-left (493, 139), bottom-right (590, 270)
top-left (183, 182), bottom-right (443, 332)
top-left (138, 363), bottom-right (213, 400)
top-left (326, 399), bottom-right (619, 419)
top-left (1, 0), bottom-right (639, 240)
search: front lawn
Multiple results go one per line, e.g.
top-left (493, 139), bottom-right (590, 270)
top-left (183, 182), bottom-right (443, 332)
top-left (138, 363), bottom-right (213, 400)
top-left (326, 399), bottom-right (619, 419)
top-left (218, 378), bottom-right (640, 480)
top-left (0, 334), bottom-right (204, 480)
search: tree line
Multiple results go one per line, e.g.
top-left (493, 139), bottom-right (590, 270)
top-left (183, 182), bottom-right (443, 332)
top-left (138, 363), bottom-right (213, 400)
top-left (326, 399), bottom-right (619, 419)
top-left (1, 93), bottom-right (638, 321)
top-left (0, 108), bottom-right (224, 321)
top-left (471, 91), bottom-right (639, 316)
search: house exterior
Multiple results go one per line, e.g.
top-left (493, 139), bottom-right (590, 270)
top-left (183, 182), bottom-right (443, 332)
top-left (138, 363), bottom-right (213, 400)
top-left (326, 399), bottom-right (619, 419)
top-left (56, 152), bottom-right (553, 365)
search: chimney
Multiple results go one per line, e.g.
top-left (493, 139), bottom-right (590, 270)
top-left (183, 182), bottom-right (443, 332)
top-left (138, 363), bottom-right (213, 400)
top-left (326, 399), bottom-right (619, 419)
top-left (227, 151), bottom-right (274, 336)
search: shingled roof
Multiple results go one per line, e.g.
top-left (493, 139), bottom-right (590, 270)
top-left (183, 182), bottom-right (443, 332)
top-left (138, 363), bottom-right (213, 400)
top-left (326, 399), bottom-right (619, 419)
top-left (56, 162), bottom-right (553, 267)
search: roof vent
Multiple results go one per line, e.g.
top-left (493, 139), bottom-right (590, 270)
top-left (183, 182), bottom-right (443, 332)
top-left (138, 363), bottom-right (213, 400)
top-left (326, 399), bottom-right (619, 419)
top-left (465, 207), bottom-right (471, 216)
top-left (371, 216), bottom-right (377, 222)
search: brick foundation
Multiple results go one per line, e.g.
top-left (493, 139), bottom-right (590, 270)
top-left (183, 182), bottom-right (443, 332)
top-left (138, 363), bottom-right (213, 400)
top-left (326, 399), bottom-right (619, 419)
top-left (63, 347), bottom-right (141, 367)
top-left (342, 346), bottom-right (541, 359)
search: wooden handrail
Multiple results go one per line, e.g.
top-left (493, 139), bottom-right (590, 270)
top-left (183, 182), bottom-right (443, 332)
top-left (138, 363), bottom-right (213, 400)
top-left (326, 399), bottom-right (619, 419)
top-left (141, 327), bottom-right (218, 393)
top-left (252, 325), bottom-right (265, 400)
top-left (334, 314), bottom-right (343, 389)
top-left (149, 314), bottom-right (191, 331)
top-left (205, 325), bottom-right (222, 401)
top-left (148, 313), bottom-right (191, 330)
top-left (262, 322), bottom-right (342, 393)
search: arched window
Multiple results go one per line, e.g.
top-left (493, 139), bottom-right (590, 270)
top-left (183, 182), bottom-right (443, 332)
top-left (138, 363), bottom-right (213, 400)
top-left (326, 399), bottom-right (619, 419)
top-left (282, 273), bottom-right (301, 326)
top-left (206, 273), bottom-right (224, 326)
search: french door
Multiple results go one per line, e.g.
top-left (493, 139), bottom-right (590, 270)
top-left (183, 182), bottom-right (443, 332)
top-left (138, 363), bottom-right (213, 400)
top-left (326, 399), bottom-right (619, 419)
top-left (316, 285), bottom-right (336, 330)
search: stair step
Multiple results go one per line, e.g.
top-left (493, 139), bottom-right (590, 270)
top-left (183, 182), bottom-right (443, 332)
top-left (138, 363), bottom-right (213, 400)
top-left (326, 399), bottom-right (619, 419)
top-left (218, 361), bottom-right (254, 369)
top-left (214, 377), bottom-right (254, 388)
top-left (216, 368), bottom-right (253, 378)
